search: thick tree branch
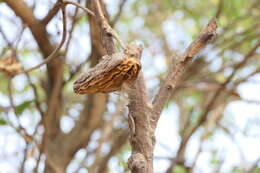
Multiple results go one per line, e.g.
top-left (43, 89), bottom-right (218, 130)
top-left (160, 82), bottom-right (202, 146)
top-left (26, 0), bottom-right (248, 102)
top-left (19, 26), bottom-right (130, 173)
top-left (93, 0), bottom-right (116, 54)
top-left (4, 1), bottom-right (68, 172)
top-left (41, 1), bottom-right (61, 25)
top-left (127, 73), bottom-right (154, 173)
top-left (79, 2), bottom-right (154, 173)
top-left (47, 1), bottom-right (110, 168)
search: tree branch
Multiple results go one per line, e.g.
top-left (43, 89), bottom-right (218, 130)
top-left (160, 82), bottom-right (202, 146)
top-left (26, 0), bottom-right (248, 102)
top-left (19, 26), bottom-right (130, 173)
top-left (4, 0), bottom-right (54, 56)
top-left (47, 1), bottom-right (110, 168)
top-left (19, 2), bottom-right (67, 74)
top-left (93, 0), bottom-right (116, 54)
top-left (152, 18), bottom-right (218, 128)
top-left (127, 73), bottom-right (154, 173)
top-left (166, 41), bottom-right (260, 172)
top-left (97, 131), bottom-right (129, 173)
top-left (63, 0), bottom-right (95, 16)
top-left (111, 0), bottom-right (128, 27)
top-left (41, 0), bottom-right (95, 25)
top-left (41, 1), bottom-right (61, 25)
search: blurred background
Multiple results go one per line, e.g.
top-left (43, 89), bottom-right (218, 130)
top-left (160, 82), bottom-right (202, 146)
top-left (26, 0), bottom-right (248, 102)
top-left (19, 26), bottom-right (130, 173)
top-left (0, 0), bottom-right (260, 172)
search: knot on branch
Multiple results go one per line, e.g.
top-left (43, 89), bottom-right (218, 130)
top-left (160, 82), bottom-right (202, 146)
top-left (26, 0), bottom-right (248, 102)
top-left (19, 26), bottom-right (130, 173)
top-left (128, 153), bottom-right (147, 173)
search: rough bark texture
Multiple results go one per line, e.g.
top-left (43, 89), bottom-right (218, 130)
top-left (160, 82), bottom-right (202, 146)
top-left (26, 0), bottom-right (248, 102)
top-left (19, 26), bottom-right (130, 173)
top-left (127, 73), bottom-right (154, 173)
top-left (2, 0), bottom-right (220, 172)
top-left (126, 18), bottom-right (217, 173)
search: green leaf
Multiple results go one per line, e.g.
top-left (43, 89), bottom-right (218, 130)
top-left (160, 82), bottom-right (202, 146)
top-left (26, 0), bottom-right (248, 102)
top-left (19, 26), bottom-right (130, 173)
top-left (173, 165), bottom-right (187, 173)
top-left (0, 119), bottom-right (7, 125)
top-left (15, 101), bottom-right (32, 115)
top-left (0, 75), bottom-right (9, 94)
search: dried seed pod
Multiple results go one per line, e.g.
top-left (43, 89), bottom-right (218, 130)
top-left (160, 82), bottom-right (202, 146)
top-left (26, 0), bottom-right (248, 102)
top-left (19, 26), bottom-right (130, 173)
top-left (73, 43), bottom-right (142, 94)
top-left (0, 56), bottom-right (22, 76)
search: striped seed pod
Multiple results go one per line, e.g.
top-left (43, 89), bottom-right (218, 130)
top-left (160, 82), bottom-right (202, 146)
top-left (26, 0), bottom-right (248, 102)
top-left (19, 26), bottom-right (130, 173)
top-left (73, 43), bottom-right (142, 94)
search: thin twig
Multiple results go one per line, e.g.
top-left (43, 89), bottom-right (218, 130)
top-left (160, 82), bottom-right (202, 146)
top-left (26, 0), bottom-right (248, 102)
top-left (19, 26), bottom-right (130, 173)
top-left (215, 0), bottom-right (224, 18)
top-left (17, 2), bottom-right (67, 74)
top-left (25, 72), bottom-right (44, 116)
top-left (7, 78), bottom-right (27, 132)
top-left (0, 26), bottom-right (12, 47)
top-left (63, 0), bottom-right (95, 16)
top-left (246, 158), bottom-right (260, 173)
top-left (111, 0), bottom-right (127, 27)
top-left (97, 131), bottom-right (128, 173)
top-left (64, 0), bottom-right (81, 56)
top-left (13, 27), bottom-right (26, 51)
top-left (6, 78), bottom-right (39, 154)
top-left (33, 148), bottom-right (43, 173)
top-left (20, 142), bottom-right (29, 173)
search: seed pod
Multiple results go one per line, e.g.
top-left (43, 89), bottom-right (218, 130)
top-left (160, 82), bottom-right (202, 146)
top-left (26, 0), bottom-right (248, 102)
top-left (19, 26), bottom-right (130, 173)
top-left (73, 43), bottom-right (142, 94)
top-left (0, 56), bottom-right (22, 76)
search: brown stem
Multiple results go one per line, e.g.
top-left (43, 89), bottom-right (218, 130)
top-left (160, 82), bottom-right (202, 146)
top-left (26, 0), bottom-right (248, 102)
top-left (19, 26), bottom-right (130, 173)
top-left (127, 73), bottom-right (154, 173)
top-left (152, 18), bottom-right (218, 128)
top-left (18, 2), bottom-right (67, 74)
top-left (41, 2), bottom-right (61, 25)
top-left (63, 0), bottom-right (95, 16)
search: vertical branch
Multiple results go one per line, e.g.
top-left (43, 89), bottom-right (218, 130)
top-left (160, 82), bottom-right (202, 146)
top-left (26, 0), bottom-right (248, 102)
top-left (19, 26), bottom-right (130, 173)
top-left (64, 0), bottom-right (81, 56)
top-left (123, 18), bottom-right (218, 173)
top-left (127, 73), bottom-right (154, 173)
top-left (91, 1), bottom-right (154, 172)
top-left (7, 78), bottom-right (34, 173)
top-left (93, 0), bottom-right (116, 54)
top-left (215, 0), bottom-right (224, 18)
top-left (43, 2), bottom-right (67, 138)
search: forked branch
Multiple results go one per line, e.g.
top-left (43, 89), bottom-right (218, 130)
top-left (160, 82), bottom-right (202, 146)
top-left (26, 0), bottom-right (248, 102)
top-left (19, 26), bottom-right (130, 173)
top-left (127, 18), bottom-right (217, 173)
top-left (94, 0), bottom-right (126, 52)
